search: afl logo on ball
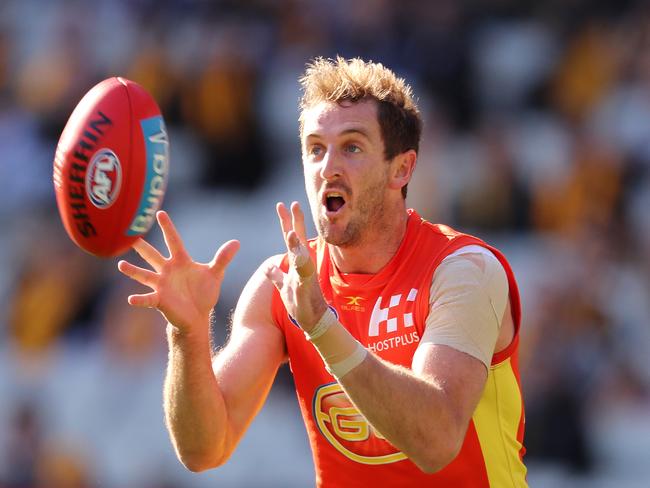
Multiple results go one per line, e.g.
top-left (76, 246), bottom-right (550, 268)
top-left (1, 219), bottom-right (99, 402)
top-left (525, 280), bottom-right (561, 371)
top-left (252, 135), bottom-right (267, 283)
top-left (86, 148), bottom-right (122, 208)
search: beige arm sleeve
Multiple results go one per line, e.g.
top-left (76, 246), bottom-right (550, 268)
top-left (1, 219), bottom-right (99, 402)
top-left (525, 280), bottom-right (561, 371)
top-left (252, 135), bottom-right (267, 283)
top-left (420, 246), bottom-right (509, 369)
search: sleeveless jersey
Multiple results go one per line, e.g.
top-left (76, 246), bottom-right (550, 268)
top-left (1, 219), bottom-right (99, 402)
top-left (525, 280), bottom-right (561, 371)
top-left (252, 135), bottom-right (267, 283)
top-left (271, 210), bottom-right (527, 487)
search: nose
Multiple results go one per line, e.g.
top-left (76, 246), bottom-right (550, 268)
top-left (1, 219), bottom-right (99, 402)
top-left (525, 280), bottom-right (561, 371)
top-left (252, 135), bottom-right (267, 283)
top-left (320, 146), bottom-right (343, 181)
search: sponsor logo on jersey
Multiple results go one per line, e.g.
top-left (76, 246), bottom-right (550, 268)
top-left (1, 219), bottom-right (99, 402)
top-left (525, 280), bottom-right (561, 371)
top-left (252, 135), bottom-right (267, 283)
top-left (367, 288), bottom-right (418, 337)
top-left (86, 148), bottom-right (121, 209)
top-left (313, 383), bottom-right (407, 465)
top-left (365, 288), bottom-right (420, 351)
top-left (342, 296), bottom-right (365, 312)
top-left (367, 331), bottom-right (420, 353)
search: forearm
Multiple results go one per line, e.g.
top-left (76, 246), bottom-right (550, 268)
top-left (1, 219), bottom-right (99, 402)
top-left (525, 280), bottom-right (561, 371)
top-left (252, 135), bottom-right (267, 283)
top-left (338, 353), bottom-right (463, 473)
top-left (164, 321), bottom-right (228, 471)
top-left (307, 312), bottom-right (464, 473)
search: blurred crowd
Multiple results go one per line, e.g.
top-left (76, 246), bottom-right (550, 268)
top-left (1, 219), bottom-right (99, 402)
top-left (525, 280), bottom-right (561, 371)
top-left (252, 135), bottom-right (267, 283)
top-left (1, 0), bottom-right (650, 487)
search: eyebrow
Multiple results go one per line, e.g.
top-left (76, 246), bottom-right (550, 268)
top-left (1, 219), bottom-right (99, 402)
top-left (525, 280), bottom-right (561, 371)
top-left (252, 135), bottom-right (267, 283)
top-left (305, 127), bottom-right (372, 141)
top-left (340, 128), bottom-right (371, 140)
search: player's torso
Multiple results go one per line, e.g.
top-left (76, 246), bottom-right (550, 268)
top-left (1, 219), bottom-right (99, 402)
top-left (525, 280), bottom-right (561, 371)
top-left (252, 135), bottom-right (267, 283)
top-left (272, 211), bottom-right (527, 487)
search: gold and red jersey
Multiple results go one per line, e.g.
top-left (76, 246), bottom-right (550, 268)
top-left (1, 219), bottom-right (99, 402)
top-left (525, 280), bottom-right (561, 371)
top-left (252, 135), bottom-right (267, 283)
top-left (271, 210), bottom-right (527, 487)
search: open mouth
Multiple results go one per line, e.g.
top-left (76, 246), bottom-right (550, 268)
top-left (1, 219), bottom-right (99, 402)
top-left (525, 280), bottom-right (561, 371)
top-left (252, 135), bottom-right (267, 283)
top-left (324, 192), bottom-right (346, 214)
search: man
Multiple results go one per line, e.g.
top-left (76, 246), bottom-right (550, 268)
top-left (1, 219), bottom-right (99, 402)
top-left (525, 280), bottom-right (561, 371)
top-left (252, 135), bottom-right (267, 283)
top-left (118, 57), bottom-right (527, 487)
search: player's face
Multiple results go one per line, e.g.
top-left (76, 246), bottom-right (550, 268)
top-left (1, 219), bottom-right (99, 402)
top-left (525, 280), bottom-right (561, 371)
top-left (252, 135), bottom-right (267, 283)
top-left (301, 100), bottom-right (391, 247)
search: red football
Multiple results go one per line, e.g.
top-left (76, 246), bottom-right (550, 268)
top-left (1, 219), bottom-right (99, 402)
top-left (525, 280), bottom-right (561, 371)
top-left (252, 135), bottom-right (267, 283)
top-left (53, 77), bottom-right (169, 257)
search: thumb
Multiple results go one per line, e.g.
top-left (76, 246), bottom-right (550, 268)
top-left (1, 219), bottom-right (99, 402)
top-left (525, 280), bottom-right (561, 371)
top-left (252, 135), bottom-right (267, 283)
top-left (264, 264), bottom-right (285, 290)
top-left (287, 231), bottom-right (314, 279)
top-left (209, 240), bottom-right (240, 277)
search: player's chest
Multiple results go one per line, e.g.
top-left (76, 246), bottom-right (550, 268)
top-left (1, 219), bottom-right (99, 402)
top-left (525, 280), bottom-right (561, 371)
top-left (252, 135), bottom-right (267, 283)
top-left (323, 284), bottom-right (425, 365)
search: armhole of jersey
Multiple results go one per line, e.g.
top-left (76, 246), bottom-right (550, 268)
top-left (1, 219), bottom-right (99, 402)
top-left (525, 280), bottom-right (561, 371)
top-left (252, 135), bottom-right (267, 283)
top-left (491, 332), bottom-right (519, 366)
top-left (270, 287), bottom-right (285, 333)
top-left (486, 246), bottom-right (522, 366)
top-left (270, 254), bottom-right (290, 334)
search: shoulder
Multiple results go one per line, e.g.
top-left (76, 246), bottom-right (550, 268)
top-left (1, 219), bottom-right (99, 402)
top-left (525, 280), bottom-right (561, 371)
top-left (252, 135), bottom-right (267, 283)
top-left (408, 215), bottom-right (497, 275)
top-left (413, 214), bottom-right (486, 253)
top-left (423, 245), bottom-right (509, 368)
top-left (230, 254), bottom-right (287, 357)
top-left (233, 254), bottom-right (284, 325)
top-left (433, 245), bottom-right (507, 295)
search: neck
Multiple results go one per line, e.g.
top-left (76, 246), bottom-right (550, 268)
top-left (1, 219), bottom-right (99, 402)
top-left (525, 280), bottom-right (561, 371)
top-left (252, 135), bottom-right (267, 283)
top-left (328, 206), bottom-right (409, 274)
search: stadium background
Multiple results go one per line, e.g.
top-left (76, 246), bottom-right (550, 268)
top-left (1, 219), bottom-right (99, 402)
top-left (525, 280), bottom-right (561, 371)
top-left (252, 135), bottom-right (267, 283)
top-left (1, 0), bottom-right (649, 486)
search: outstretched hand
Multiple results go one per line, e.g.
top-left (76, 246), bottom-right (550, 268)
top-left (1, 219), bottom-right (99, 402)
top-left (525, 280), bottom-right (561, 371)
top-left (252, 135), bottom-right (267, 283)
top-left (265, 202), bottom-right (328, 332)
top-left (118, 211), bottom-right (240, 334)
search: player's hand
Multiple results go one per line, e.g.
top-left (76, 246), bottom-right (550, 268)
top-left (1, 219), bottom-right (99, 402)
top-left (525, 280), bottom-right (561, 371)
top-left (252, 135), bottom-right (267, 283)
top-left (117, 210), bottom-right (240, 334)
top-left (265, 202), bottom-right (328, 332)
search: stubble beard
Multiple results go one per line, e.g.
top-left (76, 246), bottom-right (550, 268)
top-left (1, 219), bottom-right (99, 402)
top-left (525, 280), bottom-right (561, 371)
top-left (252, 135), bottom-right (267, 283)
top-left (315, 175), bottom-right (388, 248)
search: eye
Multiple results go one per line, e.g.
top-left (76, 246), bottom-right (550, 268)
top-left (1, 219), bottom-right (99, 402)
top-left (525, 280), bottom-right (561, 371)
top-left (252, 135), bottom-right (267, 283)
top-left (345, 143), bottom-right (361, 153)
top-left (308, 144), bottom-right (323, 157)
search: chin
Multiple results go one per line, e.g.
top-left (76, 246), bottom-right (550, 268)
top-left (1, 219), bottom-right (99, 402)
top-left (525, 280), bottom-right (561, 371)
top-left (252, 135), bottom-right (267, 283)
top-left (318, 222), bottom-right (342, 245)
top-left (322, 233), bottom-right (348, 247)
top-left (318, 219), bottom-right (359, 248)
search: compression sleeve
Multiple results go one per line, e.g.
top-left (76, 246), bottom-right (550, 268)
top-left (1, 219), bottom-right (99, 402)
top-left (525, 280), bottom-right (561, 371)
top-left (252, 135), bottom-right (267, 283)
top-left (419, 245), bottom-right (509, 369)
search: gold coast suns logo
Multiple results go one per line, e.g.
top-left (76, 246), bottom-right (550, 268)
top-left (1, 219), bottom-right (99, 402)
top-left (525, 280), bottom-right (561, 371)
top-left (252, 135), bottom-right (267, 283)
top-left (313, 383), bottom-right (407, 465)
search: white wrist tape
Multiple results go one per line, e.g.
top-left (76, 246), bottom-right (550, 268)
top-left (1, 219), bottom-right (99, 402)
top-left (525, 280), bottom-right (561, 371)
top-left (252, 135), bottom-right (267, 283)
top-left (304, 307), bottom-right (337, 341)
top-left (305, 308), bottom-right (368, 380)
top-left (326, 342), bottom-right (368, 380)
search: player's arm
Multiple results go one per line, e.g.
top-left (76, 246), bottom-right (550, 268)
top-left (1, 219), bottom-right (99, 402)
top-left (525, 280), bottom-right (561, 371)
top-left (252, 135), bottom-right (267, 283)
top-left (339, 342), bottom-right (486, 473)
top-left (164, 258), bottom-right (286, 472)
top-left (118, 211), bottom-right (285, 472)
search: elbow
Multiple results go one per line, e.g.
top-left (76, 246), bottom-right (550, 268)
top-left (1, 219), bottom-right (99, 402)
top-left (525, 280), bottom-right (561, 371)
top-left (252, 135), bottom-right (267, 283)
top-left (181, 458), bottom-right (217, 473)
top-left (412, 436), bottom-right (463, 474)
top-left (177, 448), bottom-right (228, 473)
top-left (182, 460), bottom-right (211, 473)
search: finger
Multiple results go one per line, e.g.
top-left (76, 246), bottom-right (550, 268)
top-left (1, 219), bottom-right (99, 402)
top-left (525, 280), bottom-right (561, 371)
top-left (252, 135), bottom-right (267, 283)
top-left (287, 230), bottom-right (315, 279)
top-left (127, 291), bottom-right (159, 308)
top-left (276, 202), bottom-right (293, 243)
top-left (291, 201), bottom-right (307, 243)
top-left (208, 240), bottom-right (240, 277)
top-left (157, 211), bottom-right (188, 259)
top-left (118, 260), bottom-right (159, 287)
top-left (264, 264), bottom-right (285, 290)
top-left (132, 238), bottom-right (165, 271)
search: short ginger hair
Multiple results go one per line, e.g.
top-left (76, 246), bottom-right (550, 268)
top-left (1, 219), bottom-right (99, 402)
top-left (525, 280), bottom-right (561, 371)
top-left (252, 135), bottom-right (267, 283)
top-left (298, 57), bottom-right (422, 198)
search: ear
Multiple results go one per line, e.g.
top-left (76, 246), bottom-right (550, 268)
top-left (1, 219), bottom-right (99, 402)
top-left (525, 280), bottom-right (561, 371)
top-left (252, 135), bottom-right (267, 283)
top-left (388, 150), bottom-right (417, 191)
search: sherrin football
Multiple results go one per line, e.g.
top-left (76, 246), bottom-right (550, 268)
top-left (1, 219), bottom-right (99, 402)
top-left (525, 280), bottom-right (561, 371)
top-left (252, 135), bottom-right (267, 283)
top-left (53, 77), bottom-right (169, 257)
